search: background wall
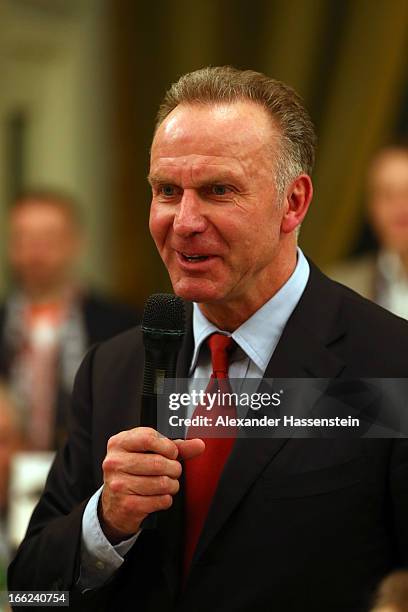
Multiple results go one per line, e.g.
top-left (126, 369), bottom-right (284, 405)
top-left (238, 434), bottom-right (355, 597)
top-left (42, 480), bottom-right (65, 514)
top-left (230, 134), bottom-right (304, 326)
top-left (0, 0), bottom-right (111, 294)
top-left (0, 0), bottom-right (407, 308)
top-left (109, 0), bottom-right (408, 306)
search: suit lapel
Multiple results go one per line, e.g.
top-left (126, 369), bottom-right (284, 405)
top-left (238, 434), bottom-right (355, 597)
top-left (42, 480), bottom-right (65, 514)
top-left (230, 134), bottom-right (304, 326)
top-left (190, 263), bottom-right (347, 570)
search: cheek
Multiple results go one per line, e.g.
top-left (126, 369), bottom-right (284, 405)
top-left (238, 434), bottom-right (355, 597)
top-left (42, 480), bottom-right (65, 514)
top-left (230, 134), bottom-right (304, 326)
top-left (149, 206), bottom-right (171, 249)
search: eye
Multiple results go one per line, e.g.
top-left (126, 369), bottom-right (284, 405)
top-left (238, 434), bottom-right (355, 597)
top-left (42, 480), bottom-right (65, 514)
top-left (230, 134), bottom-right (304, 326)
top-left (160, 184), bottom-right (176, 197)
top-left (210, 184), bottom-right (229, 196)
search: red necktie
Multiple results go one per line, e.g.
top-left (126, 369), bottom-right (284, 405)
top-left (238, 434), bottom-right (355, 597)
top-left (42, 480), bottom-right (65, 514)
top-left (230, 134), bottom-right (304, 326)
top-left (183, 333), bottom-right (237, 579)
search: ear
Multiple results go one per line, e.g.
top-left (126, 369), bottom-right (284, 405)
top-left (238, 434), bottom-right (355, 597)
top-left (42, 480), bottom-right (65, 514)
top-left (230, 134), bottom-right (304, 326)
top-left (280, 174), bottom-right (313, 234)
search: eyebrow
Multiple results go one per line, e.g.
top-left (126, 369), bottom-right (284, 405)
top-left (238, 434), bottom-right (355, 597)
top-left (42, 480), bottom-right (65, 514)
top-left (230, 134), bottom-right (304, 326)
top-left (147, 172), bottom-right (243, 187)
top-left (147, 174), bottom-right (162, 186)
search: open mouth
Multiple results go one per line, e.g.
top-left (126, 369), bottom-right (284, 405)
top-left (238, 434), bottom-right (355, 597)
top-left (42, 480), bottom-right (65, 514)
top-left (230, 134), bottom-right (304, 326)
top-left (180, 252), bottom-right (210, 263)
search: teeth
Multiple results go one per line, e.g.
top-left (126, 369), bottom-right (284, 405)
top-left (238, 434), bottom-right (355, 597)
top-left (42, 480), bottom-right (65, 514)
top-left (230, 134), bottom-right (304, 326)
top-left (182, 253), bottom-right (208, 262)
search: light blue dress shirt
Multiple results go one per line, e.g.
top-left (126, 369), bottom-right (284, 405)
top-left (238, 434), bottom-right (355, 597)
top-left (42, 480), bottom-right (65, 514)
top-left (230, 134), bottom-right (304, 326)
top-left (79, 248), bottom-right (310, 589)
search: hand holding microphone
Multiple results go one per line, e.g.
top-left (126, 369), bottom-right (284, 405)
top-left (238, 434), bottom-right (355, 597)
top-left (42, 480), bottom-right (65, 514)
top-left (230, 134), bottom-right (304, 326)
top-left (99, 428), bottom-right (204, 543)
top-left (99, 294), bottom-right (205, 543)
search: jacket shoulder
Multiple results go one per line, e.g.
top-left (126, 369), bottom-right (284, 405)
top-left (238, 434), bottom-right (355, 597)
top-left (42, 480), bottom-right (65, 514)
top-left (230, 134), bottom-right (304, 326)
top-left (91, 325), bottom-right (143, 373)
top-left (82, 292), bottom-right (141, 343)
top-left (304, 262), bottom-right (408, 375)
top-left (330, 276), bottom-right (408, 374)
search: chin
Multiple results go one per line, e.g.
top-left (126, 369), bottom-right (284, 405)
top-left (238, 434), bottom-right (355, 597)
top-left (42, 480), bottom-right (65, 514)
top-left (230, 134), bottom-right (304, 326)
top-left (171, 277), bottom-right (223, 304)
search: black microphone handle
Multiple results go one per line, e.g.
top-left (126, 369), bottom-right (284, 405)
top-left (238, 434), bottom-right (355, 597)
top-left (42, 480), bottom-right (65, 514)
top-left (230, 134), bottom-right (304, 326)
top-left (140, 336), bottom-right (182, 529)
top-left (142, 340), bottom-right (180, 388)
top-left (140, 338), bottom-right (180, 428)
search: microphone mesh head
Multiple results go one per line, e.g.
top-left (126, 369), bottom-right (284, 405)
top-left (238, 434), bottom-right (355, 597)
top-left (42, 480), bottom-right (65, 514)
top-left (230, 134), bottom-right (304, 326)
top-left (142, 293), bottom-right (185, 334)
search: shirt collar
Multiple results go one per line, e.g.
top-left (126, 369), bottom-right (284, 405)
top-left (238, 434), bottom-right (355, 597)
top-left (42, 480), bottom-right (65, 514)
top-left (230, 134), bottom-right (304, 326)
top-left (378, 249), bottom-right (407, 283)
top-left (189, 248), bottom-right (310, 374)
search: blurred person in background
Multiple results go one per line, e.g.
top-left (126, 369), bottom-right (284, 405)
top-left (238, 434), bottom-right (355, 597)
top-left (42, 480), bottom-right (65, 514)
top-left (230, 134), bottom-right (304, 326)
top-left (0, 383), bottom-right (24, 520)
top-left (330, 143), bottom-right (408, 318)
top-left (0, 191), bottom-right (140, 451)
top-left (0, 382), bottom-right (25, 590)
top-left (371, 571), bottom-right (408, 612)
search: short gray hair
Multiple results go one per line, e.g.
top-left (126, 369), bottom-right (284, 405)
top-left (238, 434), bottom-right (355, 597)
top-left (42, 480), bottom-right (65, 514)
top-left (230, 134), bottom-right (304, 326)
top-left (155, 66), bottom-right (317, 197)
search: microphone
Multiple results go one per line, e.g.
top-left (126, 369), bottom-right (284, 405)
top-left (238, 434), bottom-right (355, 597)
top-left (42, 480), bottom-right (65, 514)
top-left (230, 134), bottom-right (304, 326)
top-left (140, 294), bottom-right (185, 530)
top-left (141, 293), bottom-right (185, 430)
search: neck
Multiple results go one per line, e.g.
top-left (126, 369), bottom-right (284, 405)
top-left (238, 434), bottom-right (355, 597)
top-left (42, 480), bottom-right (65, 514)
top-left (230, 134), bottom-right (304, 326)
top-left (22, 281), bottom-right (74, 305)
top-left (398, 250), bottom-right (408, 275)
top-left (199, 248), bottom-right (297, 331)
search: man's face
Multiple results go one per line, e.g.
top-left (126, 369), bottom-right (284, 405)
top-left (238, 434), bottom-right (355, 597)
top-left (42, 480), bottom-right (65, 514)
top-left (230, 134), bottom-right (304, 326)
top-left (149, 101), bottom-right (290, 308)
top-left (368, 150), bottom-right (408, 253)
top-left (8, 201), bottom-right (81, 295)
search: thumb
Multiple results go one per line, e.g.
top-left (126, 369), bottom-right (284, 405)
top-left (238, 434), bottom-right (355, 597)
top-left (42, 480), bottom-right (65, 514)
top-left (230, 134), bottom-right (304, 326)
top-left (174, 438), bottom-right (205, 460)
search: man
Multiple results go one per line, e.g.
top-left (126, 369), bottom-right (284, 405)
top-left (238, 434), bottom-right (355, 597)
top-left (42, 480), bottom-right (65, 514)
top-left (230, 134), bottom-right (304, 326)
top-left (8, 67), bottom-right (408, 611)
top-left (0, 191), bottom-right (140, 450)
top-left (330, 144), bottom-right (408, 317)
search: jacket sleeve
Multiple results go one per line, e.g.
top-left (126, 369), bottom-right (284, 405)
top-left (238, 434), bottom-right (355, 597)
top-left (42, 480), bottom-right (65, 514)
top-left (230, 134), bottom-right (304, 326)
top-left (7, 344), bottom-right (100, 595)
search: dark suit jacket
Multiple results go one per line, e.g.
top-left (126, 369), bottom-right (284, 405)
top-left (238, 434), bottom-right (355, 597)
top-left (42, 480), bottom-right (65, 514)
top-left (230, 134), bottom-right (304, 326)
top-left (8, 264), bottom-right (408, 611)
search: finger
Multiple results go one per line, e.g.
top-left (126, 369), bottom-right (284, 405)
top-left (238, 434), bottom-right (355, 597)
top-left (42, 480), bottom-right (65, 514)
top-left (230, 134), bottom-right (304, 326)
top-left (130, 493), bottom-right (174, 514)
top-left (104, 493), bottom-right (174, 520)
top-left (108, 474), bottom-right (180, 497)
top-left (110, 428), bottom-right (179, 459)
top-left (104, 452), bottom-right (182, 479)
top-left (174, 438), bottom-right (206, 460)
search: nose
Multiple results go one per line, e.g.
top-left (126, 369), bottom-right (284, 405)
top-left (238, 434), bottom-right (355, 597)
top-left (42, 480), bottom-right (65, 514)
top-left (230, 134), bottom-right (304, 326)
top-left (173, 190), bottom-right (208, 237)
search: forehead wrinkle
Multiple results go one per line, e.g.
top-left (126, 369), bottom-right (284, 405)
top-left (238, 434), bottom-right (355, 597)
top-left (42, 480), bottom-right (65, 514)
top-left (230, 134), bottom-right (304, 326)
top-left (150, 120), bottom-right (274, 191)
top-left (153, 154), bottom-right (242, 167)
top-left (150, 154), bottom-right (248, 188)
top-left (190, 158), bottom-right (245, 185)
